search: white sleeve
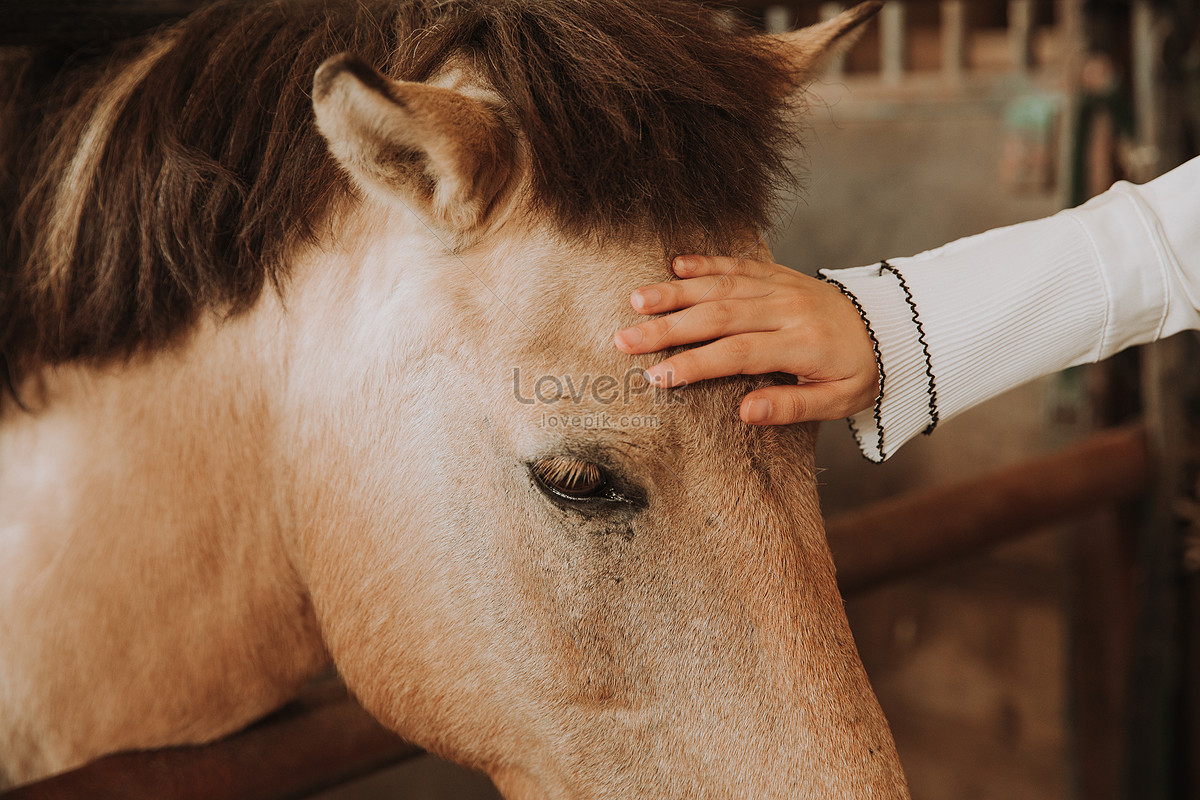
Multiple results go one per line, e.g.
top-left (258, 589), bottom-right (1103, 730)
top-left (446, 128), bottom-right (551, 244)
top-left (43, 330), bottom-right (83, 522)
top-left (819, 155), bottom-right (1200, 463)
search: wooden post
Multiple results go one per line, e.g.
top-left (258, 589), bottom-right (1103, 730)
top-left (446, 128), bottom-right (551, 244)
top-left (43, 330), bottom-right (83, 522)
top-left (1008, 0), bottom-right (1034, 73)
top-left (1130, 0), bottom-right (1161, 173)
top-left (1064, 353), bottom-right (1144, 800)
top-left (762, 5), bottom-right (793, 35)
top-left (820, 2), bottom-right (846, 80)
top-left (1123, 335), bottom-right (1200, 798)
top-left (1054, 0), bottom-right (1086, 208)
top-left (879, 1), bottom-right (905, 85)
top-left (2, 681), bottom-right (422, 800)
top-left (940, 0), bottom-right (966, 83)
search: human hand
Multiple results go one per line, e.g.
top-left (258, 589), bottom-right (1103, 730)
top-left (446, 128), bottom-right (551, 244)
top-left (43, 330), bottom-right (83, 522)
top-left (613, 255), bottom-right (880, 424)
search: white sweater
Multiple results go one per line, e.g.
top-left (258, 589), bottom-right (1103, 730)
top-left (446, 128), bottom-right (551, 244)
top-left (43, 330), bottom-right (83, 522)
top-left (819, 155), bottom-right (1200, 462)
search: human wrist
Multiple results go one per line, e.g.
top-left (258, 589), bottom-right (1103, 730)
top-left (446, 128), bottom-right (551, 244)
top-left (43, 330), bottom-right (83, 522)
top-left (819, 263), bottom-right (939, 462)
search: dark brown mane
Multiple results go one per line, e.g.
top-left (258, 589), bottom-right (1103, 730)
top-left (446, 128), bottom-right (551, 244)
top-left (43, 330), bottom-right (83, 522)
top-left (1, 0), bottom-right (802, 383)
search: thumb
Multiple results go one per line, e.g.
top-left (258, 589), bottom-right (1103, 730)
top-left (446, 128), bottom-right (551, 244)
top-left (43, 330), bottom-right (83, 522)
top-left (739, 383), bottom-right (861, 425)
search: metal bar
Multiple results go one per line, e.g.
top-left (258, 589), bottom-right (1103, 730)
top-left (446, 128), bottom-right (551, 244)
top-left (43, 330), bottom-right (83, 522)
top-left (1, 681), bottom-right (422, 800)
top-left (830, 423), bottom-right (1151, 595)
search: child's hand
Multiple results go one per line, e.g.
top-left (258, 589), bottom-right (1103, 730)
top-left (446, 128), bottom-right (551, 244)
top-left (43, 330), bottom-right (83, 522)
top-left (614, 255), bottom-right (879, 424)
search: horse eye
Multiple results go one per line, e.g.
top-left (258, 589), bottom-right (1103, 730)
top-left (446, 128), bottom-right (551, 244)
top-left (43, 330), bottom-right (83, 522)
top-left (531, 456), bottom-right (607, 500)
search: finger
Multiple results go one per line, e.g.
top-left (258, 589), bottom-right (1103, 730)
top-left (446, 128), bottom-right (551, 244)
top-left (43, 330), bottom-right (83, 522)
top-left (643, 333), bottom-right (781, 387)
top-left (740, 383), bottom-right (872, 425)
top-left (615, 299), bottom-right (774, 354)
top-left (673, 254), bottom-right (778, 280)
top-left (630, 274), bottom-right (773, 315)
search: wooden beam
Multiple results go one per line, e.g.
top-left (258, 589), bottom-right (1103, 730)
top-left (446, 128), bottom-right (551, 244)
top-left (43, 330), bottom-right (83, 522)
top-left (1008, 0), bottom-right (1034, 72)
top-left (2, 681), bottom-right (422, 800)
top-left (830, 424), bottom-right (1151, 595)
top-left (879, 1), bottom-right (906, 84)
top-left (940, 0), bottom-right (966, 82)
top-left (1130, 0), bottom-right (1160, 158)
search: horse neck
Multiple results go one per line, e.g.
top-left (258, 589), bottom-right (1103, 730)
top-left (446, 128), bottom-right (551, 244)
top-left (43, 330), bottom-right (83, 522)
top-left (0, 301), bottom-right (328, 781)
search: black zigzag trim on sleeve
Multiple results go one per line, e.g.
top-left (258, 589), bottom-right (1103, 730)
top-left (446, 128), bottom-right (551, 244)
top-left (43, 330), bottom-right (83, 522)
top-left (818, 273), bottom-right (887, 463)
top-left (878, 260), bottom-right (939, 434)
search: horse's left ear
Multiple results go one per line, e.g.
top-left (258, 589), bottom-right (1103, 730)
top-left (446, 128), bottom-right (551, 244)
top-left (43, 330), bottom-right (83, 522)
top-left (312, 53), bottom-right (514, 233)
top-left (773, 1), bottom-right (883, 75)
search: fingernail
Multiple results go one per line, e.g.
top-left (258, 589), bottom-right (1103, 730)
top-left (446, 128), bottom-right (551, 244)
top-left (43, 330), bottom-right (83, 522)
top-left (616, 327), bottom-right (644, 348)
top-left (745, 398), bottom-right (771, 423)
top-left (631, 288), bottom-right (661, 311)
top-left (644, 363), bottom-right (669, 386)
top-left (674, 257), bottom-right (696, 275)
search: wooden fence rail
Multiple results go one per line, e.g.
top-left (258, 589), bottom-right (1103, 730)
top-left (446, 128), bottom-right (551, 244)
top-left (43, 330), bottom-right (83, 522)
top-left (1, 682), bottom-right (418, 800)
top-left (830, 422), bottom-right (1151, 595)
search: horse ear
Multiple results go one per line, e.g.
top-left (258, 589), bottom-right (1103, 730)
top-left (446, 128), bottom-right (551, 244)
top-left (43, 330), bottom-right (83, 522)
top-left (312, 53), bottom-right (514, 232)
top-left (773, 1), bottom-right (882, 75)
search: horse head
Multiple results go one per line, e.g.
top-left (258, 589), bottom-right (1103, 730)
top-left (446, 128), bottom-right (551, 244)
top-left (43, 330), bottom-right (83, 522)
top-left (284, 2), bottom-right (907, 797)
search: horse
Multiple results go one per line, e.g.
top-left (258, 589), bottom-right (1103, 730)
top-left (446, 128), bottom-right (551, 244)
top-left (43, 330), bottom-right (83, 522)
top-left (0, 1), bottom-right (908, 796)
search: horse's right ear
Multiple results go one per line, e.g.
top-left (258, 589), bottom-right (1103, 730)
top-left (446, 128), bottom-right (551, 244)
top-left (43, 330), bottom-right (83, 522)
top-left (773, 1), bottom-right (883, 75)
top-left (312, 53), bottom-right (514, 233)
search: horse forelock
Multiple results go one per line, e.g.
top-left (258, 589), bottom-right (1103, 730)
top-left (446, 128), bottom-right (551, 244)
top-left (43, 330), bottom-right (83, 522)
top-left (401, 0), bottom-right (805, 247)
top-left (1, 0), bottom-right (805, 392)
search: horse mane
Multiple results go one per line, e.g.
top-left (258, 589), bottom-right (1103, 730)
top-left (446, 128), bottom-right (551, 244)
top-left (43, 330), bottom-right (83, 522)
top-left (0, 0), bottom-right (803, 383)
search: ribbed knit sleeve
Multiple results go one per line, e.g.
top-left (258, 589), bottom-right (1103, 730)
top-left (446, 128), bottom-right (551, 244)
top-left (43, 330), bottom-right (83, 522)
top-left (819, 155), bottom-right (1200, 463)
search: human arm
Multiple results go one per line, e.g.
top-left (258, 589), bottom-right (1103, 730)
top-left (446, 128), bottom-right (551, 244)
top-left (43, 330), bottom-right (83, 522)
top-left (819, 154), bottom-right (1200, 461)
top-left (616, 155), bottom-right (1200, 462)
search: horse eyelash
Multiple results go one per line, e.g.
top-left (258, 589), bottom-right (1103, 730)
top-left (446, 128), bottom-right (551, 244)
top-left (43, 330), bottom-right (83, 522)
top-left (533, 457), bottom-right (604, 494)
